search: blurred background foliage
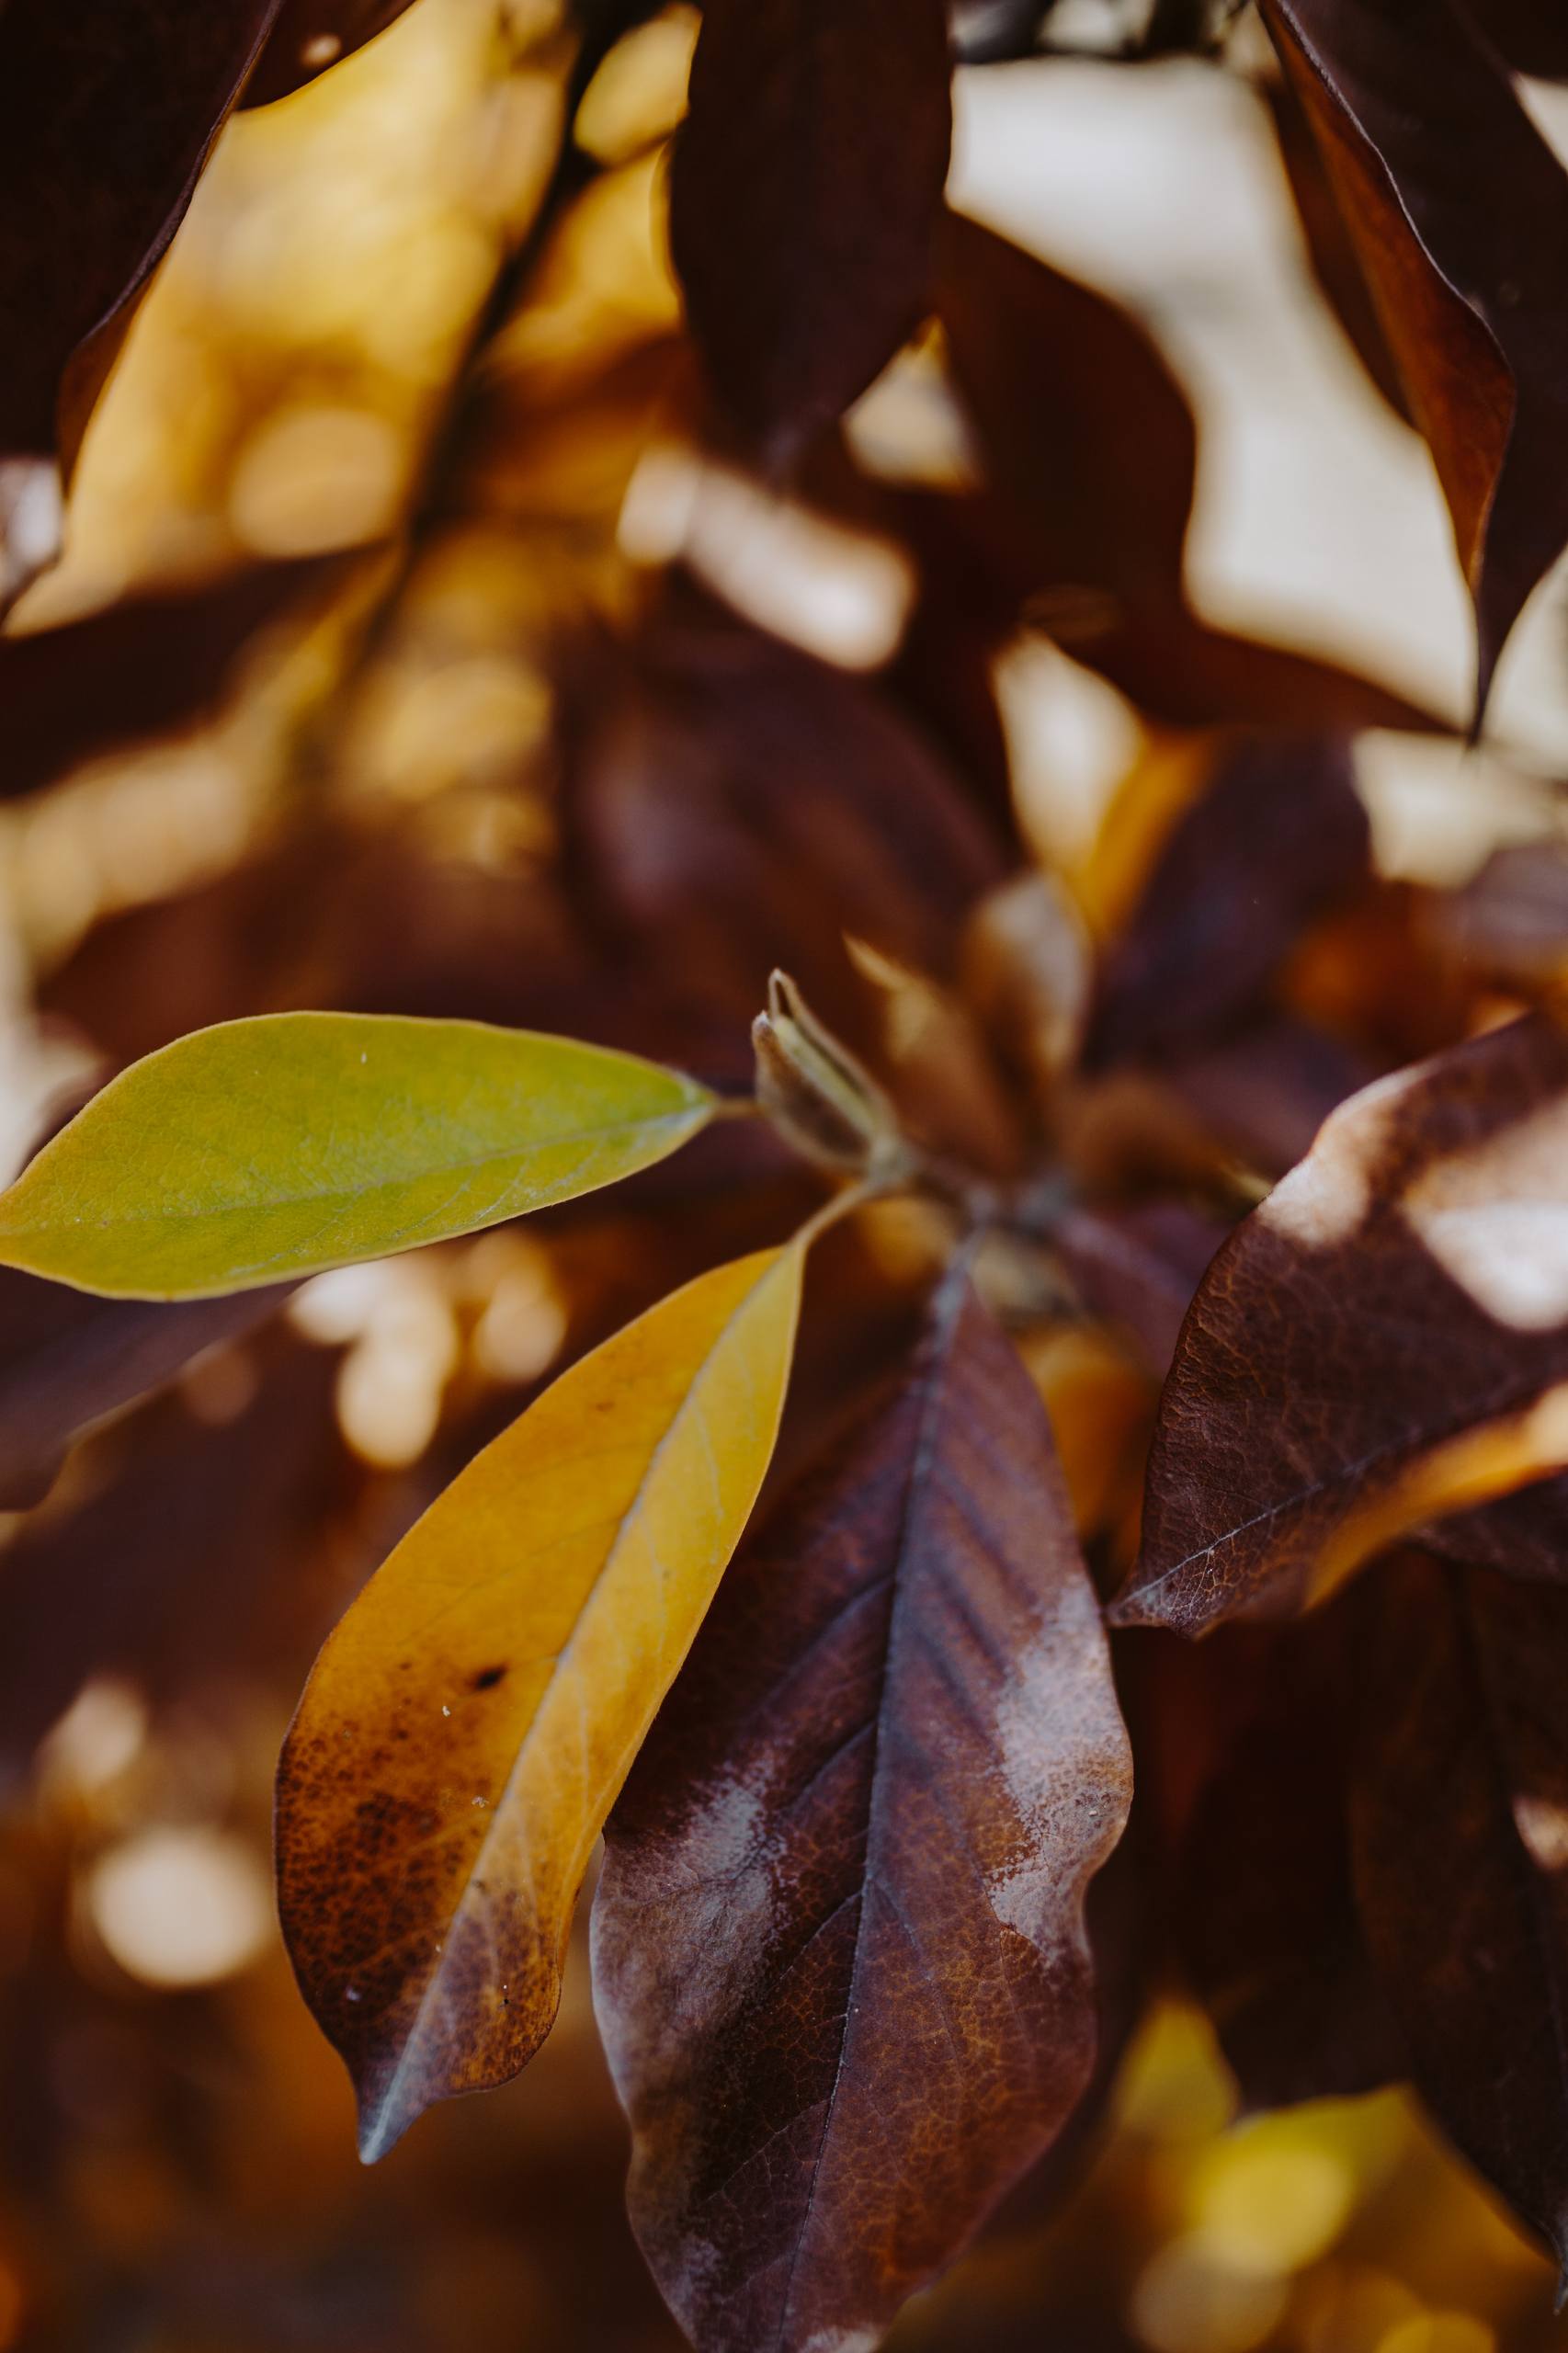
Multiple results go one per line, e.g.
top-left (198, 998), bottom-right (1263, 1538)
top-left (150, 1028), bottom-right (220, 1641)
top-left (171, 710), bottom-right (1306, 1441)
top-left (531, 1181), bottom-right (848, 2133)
top-left (4, 2), bottom-right (1568, 2347)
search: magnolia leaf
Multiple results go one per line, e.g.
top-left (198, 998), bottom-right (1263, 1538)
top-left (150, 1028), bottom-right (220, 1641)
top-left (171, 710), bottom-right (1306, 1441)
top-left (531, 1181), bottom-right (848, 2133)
top-left (1261, 0), bottom-right (1568, 722)
top-left (593, 1276), bottom-right (1131, 2353)
top-left (1352, 1551), bottom-right (1568, 2273)
top-left (0, 1014), bottom-right (713, 1299)
top-left (0, 1267), bottom-right (292, 1511)
top-left (244, 0), bottom-right (421, 106)
top-left (278, 1244), bottom-right (803, 2162)
top-left (669, 0), bottom-right (952, 458)
top-left (0, 0), bottom-right (284, 617)
top-left (1115, 1012), bottom-right (1568, 1635)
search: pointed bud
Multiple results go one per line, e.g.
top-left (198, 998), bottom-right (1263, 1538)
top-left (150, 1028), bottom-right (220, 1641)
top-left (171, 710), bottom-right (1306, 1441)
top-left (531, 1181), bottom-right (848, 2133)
top-left (752, 972), bottom-right (904, 1175)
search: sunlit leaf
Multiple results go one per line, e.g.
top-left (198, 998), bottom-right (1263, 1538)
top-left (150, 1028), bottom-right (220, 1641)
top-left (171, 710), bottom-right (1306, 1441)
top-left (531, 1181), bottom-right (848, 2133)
top-left (278, 1243), bottom-right (804, 2162)
top-left (0, 0), bottom-right (283, 614)
top-left (1114, 1012), bottom-right (1568, 1634)
top-left (670, 0), bottom-right (952, 457)
top-left (1262, 0), bottom-right (1568, 722)
top-left (1353, 1549), bottom-right (1568, 2273)
top-left (594, 1275), bottom-right (1131, 2353)
top-left (0, 1014), bottom-right (713, 1299)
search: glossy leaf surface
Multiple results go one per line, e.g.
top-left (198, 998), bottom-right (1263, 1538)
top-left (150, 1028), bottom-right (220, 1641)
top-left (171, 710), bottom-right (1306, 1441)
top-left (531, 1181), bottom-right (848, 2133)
top-left (1262, 0), bottom-right (1568, 718)
top-left (670, 0), bottom-right (952, 456)
top-left (0, 0), bottom-right (283, 614)
top-left (1116, 1013), bottom-right (1568, 1634)
top-left (1353, 1551), bottom-right (1568, 2271)
top-left (0, 1014), bottom-right (712, 1299)
top-left (594, 1277), bottom-right (1131, 2353)
top-left (278, 1244), bottom-right (804, 2162)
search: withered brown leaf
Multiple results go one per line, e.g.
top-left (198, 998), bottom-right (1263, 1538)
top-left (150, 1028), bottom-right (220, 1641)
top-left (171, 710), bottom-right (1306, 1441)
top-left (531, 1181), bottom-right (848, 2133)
top-left (594, 1275), bottom-right (1131, 2353)
top-left (0, 0), bottom-right (284, 614)
top-left (1353, 1550), bottom-right (1568, 2275)
top-left (1261, 0), bottom-right (1568, 722)
top-left (1115, 1012), bottom-right (1568, 1635)
top-left (669, 0), bottom-right (952, 458)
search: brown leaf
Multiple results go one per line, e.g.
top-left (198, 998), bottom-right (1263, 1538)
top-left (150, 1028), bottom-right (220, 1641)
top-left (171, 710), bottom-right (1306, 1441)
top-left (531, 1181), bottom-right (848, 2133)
top-left (1114, 1012), bottom-right (1568, 1635)
top-left (938, 212), bottom-right (1197, 612)
top-left (1060, 608), bottom-right (1445, 735)
top-left (1165, 1013), bottom-right (1376, 1176)
top-left (0, 559), bottom-right (345, 803)
top-left (669, 0), bottom-right (952, 458)
top-left (1261, 0), bottom-right (1568, 722)
top-left (0, 1265), bottom-right (291, 1511)
top-left (1267, 73), bottom-right (1409, 423)
top-left (243, 0), bottom-right (420, 106)
top-left (1051, 1203), bottom-right (1228, 1377)
top-left (1177, 1606), bottom-right (1403, 2109)
top-left (594, 1275), bottom-right (1131, 2353)
top-left (0, 0), bottom-right (284, 614)
top-left (1352, 1550), bottom-right (1568, 2273)
top-left (1461, 0), bottom-right (1568, 78)
top-left (1085, 735), bottom-right (1371, 1069)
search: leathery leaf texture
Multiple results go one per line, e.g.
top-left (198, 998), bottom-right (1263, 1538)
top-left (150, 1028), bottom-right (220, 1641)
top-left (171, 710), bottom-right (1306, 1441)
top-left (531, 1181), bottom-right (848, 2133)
top-left (0, 1012), bottom-right (712, 1299)
top-left (277, 1244), bottom-right (804, 2163)
top-left (594, 1274), bottom-right (1133, 2353)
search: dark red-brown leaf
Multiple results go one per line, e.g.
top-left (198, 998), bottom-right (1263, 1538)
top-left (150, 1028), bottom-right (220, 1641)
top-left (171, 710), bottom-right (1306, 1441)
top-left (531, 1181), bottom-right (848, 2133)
top-left (1462, 0), bottom-right (1568, 78)
top-left (243, 0), bottom-right (420, 106)
top-left (1261, 0), bottom-right (1568, 722)
top-left (1114, 1012), bottom-right (1568, 1635)
top-left (1352, 1550), bottom-right (1568, 2274)
top-left (0, 0), bottom-right (284, 614)
top-left (669, 0), bottom-right (952, 458)
top-left (593, 1276), bottom-right (1131, 2353)
top-left (1085, 734), bottom-right (1370, 1069)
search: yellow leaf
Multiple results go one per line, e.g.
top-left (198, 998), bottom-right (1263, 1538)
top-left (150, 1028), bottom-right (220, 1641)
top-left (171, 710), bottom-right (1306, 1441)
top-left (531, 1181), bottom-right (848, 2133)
top-left (0, 1012), bottom-right (712, 1299)
top-left (276, 1243), bottom-right (804, 2160)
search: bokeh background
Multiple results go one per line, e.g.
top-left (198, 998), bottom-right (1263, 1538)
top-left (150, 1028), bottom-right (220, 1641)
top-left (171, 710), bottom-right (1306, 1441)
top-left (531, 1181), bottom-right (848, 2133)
top-left (4, 3), bottom-right (1568, 2347)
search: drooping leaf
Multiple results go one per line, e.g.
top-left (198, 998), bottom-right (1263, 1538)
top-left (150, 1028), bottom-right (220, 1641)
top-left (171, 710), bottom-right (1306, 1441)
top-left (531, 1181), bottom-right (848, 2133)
top-left (669, 0), bottom-right (953, 457)
top-left (278, 1244), bottom-right (803, 2162)
top-left (0, 1014), bottom-right (713, 1299)
top-left (1267, 73), bottom-right (1409, 423)
top-left (1084, 735), bottom-right (1370, 1070)
top-left (0, 1265), bottom-right (291, 1511)
top-left (0, 0), bottom-right (284, 615)
top-left (1114, 1011), bottom-right (1568, 1635)
top-left (593, 1275), bottom-right (1131, 2353)
top-left (938, 212), bottom-right (1197, 612)
top-left (1352, 1550), bottom-right (1568, 2270)
top-left (0, 558), bottom-right (349, 804)
top-left (1261, 0), bottom-right (1568, 721)
top-left (243, 0), bottom-right (422, 106)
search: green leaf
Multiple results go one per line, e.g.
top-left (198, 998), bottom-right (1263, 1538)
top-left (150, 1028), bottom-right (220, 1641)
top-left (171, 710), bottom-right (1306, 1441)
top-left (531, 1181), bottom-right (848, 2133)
top-left (0, 1013), bottom-right (713, 1300)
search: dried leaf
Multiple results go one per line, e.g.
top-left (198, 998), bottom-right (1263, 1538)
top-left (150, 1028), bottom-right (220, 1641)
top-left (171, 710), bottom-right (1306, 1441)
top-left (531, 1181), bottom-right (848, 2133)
top-left (0, 1265), bottom-right (290, 1511)
top-left (670, 0), bottom-right (952, 456)
top-left (594, 1276), bottom-right (1131, 2353)
top-left (1462, 0), bottom-right (1568, 78)
top-left (1262, 0), bottom-right (1568, 720)
top-left (0, 0), bottom-right (284, 613)
top-left (0, 1014), bottom-right (712, 1298)
top-left (1352, 1550), bottom-right (1568, 2271)
top-left (278, 1244), bottom-right (803, 2162)
top-left (243, 0), bottom-right (420, 106)
top-left (1115, 1012), bottom-right (1568, 1634)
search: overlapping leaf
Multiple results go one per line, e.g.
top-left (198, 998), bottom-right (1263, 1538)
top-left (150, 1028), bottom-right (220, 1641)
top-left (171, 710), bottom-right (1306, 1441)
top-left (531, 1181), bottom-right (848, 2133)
top-left (1262, 0), bottom-right (1568, 719)
top-left (1352, 1551), bottom-right (1568, 2272)
top-left (278, 1244), bottom-right (803, 2162)
top-left (243, 0), bottom-right (422, 106)
top-left (670, 0), bottom-right (952, 456)
top-left (594, 1276), bottom-right (1131, 2353)
top-left (0, 0), bottom-right (284, 614)
top-left (0, 1014), bottom-right (712, 1298)
top-left (1115, 1011), bottom-right (1568, 1634)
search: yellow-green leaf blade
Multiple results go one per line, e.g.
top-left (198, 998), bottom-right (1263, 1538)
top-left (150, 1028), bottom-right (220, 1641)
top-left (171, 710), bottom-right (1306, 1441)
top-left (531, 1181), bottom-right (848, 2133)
top-left (275, 1244), bottom-right (804, 2162)
top-left (0, 1012), bottom-right (712, 1299)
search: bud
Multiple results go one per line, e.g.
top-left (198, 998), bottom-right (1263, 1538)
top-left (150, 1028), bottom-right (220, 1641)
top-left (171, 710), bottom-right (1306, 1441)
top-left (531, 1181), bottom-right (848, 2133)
top-left (751, 972), bottom-right (904, 1175)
